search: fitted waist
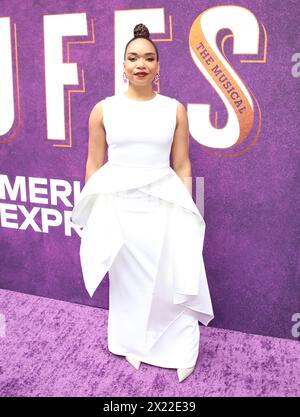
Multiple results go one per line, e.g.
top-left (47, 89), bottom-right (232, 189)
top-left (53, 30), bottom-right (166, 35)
top-left (107, 144), bottom-right (171, 168)
top-left (107, 159), bottom-right (170, 169)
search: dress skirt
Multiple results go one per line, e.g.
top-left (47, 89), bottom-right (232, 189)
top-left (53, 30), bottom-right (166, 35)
top-left (71, 162), bottom-right (214, 370)
top-left (107, 187), bottom-right (200, 369)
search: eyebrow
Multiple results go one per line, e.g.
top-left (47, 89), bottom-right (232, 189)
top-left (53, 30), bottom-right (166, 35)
top-left (127, 52), bottom-right (156, 56)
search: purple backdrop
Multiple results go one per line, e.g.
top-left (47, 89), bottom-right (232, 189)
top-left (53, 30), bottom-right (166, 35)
top-left (0, 0), bottom-right (299, 341)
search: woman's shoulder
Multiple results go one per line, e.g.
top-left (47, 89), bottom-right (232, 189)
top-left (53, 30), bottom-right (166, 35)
top-left (88, 95), bottom-right (117, 121)
top-left (90, 95), bottom-right (117, 113)
top-left (158, 95), bottom-right (184, 117)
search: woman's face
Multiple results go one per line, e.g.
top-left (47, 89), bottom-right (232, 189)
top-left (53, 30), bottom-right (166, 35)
top-left (123, 38), bottom-right (160, 86)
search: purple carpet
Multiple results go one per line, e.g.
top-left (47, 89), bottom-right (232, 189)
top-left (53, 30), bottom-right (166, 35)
top-left (0, 288), bottom-right (299, 397)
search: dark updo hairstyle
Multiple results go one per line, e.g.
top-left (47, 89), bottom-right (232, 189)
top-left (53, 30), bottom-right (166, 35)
top-left (124, 23), bottom-right (159, 62)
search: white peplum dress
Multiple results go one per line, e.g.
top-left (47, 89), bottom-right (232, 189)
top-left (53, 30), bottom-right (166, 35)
top-left (71, 92), bottom-right (214, 369)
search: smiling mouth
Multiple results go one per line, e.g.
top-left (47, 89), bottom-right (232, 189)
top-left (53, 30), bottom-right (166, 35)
top-left (135, 72), bottom-right (148, 76)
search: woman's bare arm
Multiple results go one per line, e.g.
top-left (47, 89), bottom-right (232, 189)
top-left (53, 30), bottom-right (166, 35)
top-left (84, 102), bottom-right (108, 184)
top-left (170, 102), bottom-right (192, 195)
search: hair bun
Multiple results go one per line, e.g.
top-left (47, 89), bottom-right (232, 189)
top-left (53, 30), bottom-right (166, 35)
top-left (133, 23), bottom-right (150, 39)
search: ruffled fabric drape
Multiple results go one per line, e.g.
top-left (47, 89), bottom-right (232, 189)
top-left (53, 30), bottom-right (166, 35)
top-left (71, 161), bottom-right (214, 351)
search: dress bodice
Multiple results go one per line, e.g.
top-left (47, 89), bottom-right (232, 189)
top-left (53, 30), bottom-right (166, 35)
top-left (101, 93), bottom-right (178, 168)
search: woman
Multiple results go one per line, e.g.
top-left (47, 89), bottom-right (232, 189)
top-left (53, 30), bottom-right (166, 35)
top-left (71, 23), bottom-right (214, 383)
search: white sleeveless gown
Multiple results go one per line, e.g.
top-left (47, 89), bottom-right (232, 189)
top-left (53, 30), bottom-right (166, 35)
top-left (71, 92), bottom-right (214, 369)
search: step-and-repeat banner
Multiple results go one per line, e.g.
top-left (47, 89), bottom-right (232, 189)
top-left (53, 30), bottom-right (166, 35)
top-left (0, 0), bottom-right (299, 341)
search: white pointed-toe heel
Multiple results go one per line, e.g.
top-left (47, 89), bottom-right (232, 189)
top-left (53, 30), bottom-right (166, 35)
top-left (126, 355), bottom-right (141, 370)
top-left (177, 366), bottom-right (195, 382)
